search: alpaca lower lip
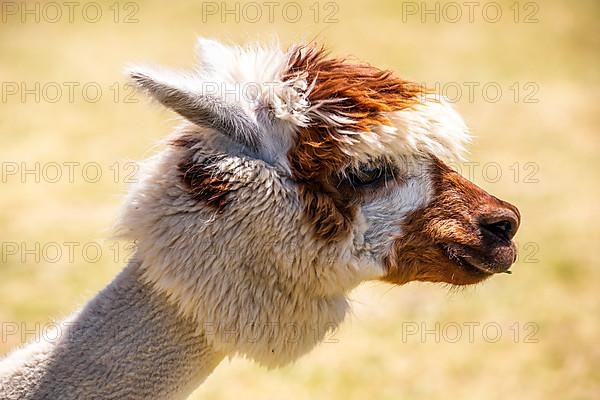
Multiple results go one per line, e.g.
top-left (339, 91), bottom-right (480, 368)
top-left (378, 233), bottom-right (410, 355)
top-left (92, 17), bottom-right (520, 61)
top-left (456, 256), bottom-right (496, 275)
top-left (442, 243), bottom-right (515, 275)
top-left (457, 251), bottom-right (516, 275)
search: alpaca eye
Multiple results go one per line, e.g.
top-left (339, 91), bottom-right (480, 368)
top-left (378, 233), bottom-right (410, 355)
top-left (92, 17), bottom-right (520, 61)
top-left (347, 165), bottom-right (384, 187)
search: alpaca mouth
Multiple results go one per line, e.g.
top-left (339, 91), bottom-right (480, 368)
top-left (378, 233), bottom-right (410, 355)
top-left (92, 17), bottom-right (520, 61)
top-left (454, 254), bottom-right (497, 275)
top-left (442, 243), bottom-right (516, 276)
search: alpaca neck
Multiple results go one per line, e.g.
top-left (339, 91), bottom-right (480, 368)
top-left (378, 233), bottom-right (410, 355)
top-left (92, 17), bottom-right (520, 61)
top-left (0, 262), bottom-right (224, 400)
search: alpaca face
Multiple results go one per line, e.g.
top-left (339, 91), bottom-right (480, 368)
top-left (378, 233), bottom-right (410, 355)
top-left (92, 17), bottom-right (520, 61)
top-left (123, 39), bottom-right (520, 366)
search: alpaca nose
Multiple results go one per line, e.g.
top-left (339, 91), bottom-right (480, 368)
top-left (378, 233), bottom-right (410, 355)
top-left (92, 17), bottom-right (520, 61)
top-left (477, 203), bottom-right (520, 242)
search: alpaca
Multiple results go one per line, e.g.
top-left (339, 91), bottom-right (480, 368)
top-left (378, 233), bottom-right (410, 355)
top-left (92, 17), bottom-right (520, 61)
top-left (0, 39), bottom-right (520, 399)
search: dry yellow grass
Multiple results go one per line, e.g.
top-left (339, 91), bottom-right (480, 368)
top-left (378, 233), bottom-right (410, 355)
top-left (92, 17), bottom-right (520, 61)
top-left (0, 1), bottom-right (598, 399)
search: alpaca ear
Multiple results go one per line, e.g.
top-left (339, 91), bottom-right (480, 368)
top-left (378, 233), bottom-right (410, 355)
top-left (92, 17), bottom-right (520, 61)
top-left (128, 66), bottom-right (261, 151)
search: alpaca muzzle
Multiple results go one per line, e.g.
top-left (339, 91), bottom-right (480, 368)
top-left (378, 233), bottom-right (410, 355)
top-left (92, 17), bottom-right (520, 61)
top-left (437, 166), bottom-right (522, 277)
top-left (382, 158), bottom-right (522, 286)
top-left (444, 201), bottom-right (521, 275)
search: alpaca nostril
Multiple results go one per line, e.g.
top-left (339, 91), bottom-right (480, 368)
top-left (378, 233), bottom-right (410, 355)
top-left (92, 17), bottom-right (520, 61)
top-left (482, 220), bottom-right (514, 241)
top-left (478, 209), bottom-right (519, 241)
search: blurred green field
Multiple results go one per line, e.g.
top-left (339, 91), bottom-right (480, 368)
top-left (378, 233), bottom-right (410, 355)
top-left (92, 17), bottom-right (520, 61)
top-left (0, 0), bottom-right (598, 399)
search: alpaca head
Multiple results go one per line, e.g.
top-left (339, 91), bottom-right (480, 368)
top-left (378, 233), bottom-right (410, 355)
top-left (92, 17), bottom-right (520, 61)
top-left (119, 39), bottom-right (520, 367)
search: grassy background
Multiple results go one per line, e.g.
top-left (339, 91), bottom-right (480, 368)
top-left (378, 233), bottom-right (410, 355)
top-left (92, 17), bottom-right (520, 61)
top-left (0, 0), bottom-right (598, 398)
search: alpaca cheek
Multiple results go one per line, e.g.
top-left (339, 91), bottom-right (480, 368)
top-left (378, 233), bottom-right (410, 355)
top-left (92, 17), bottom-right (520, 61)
top-left (354, 173), bottom-right (433, 278)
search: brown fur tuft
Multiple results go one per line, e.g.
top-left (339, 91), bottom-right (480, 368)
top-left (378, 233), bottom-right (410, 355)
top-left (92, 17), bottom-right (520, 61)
top-left (172, 136), bottom-right (233, 210)
top-left (285, 44), bottom-right (423, 242)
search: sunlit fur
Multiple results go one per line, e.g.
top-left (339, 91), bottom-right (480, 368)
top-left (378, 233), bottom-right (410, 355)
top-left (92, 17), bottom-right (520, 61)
top-left (0, 39), bottom-right (519, 399)
top-left (118, 39), bottom-right (475, 366)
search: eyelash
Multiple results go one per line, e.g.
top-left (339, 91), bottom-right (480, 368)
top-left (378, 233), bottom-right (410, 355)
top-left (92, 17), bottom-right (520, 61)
top-left (344, 162), bottom-right (394, 188)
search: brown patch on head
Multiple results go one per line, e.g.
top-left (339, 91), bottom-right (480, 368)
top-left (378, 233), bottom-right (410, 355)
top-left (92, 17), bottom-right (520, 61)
top-left (172, 134), bottom-right (233, 210)
top-left (285, 44), bottom-right (423, 242)
top-left (384, 158), bottom-right (521, 286)
top-left (285, 44), bottom-right (422, 136)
